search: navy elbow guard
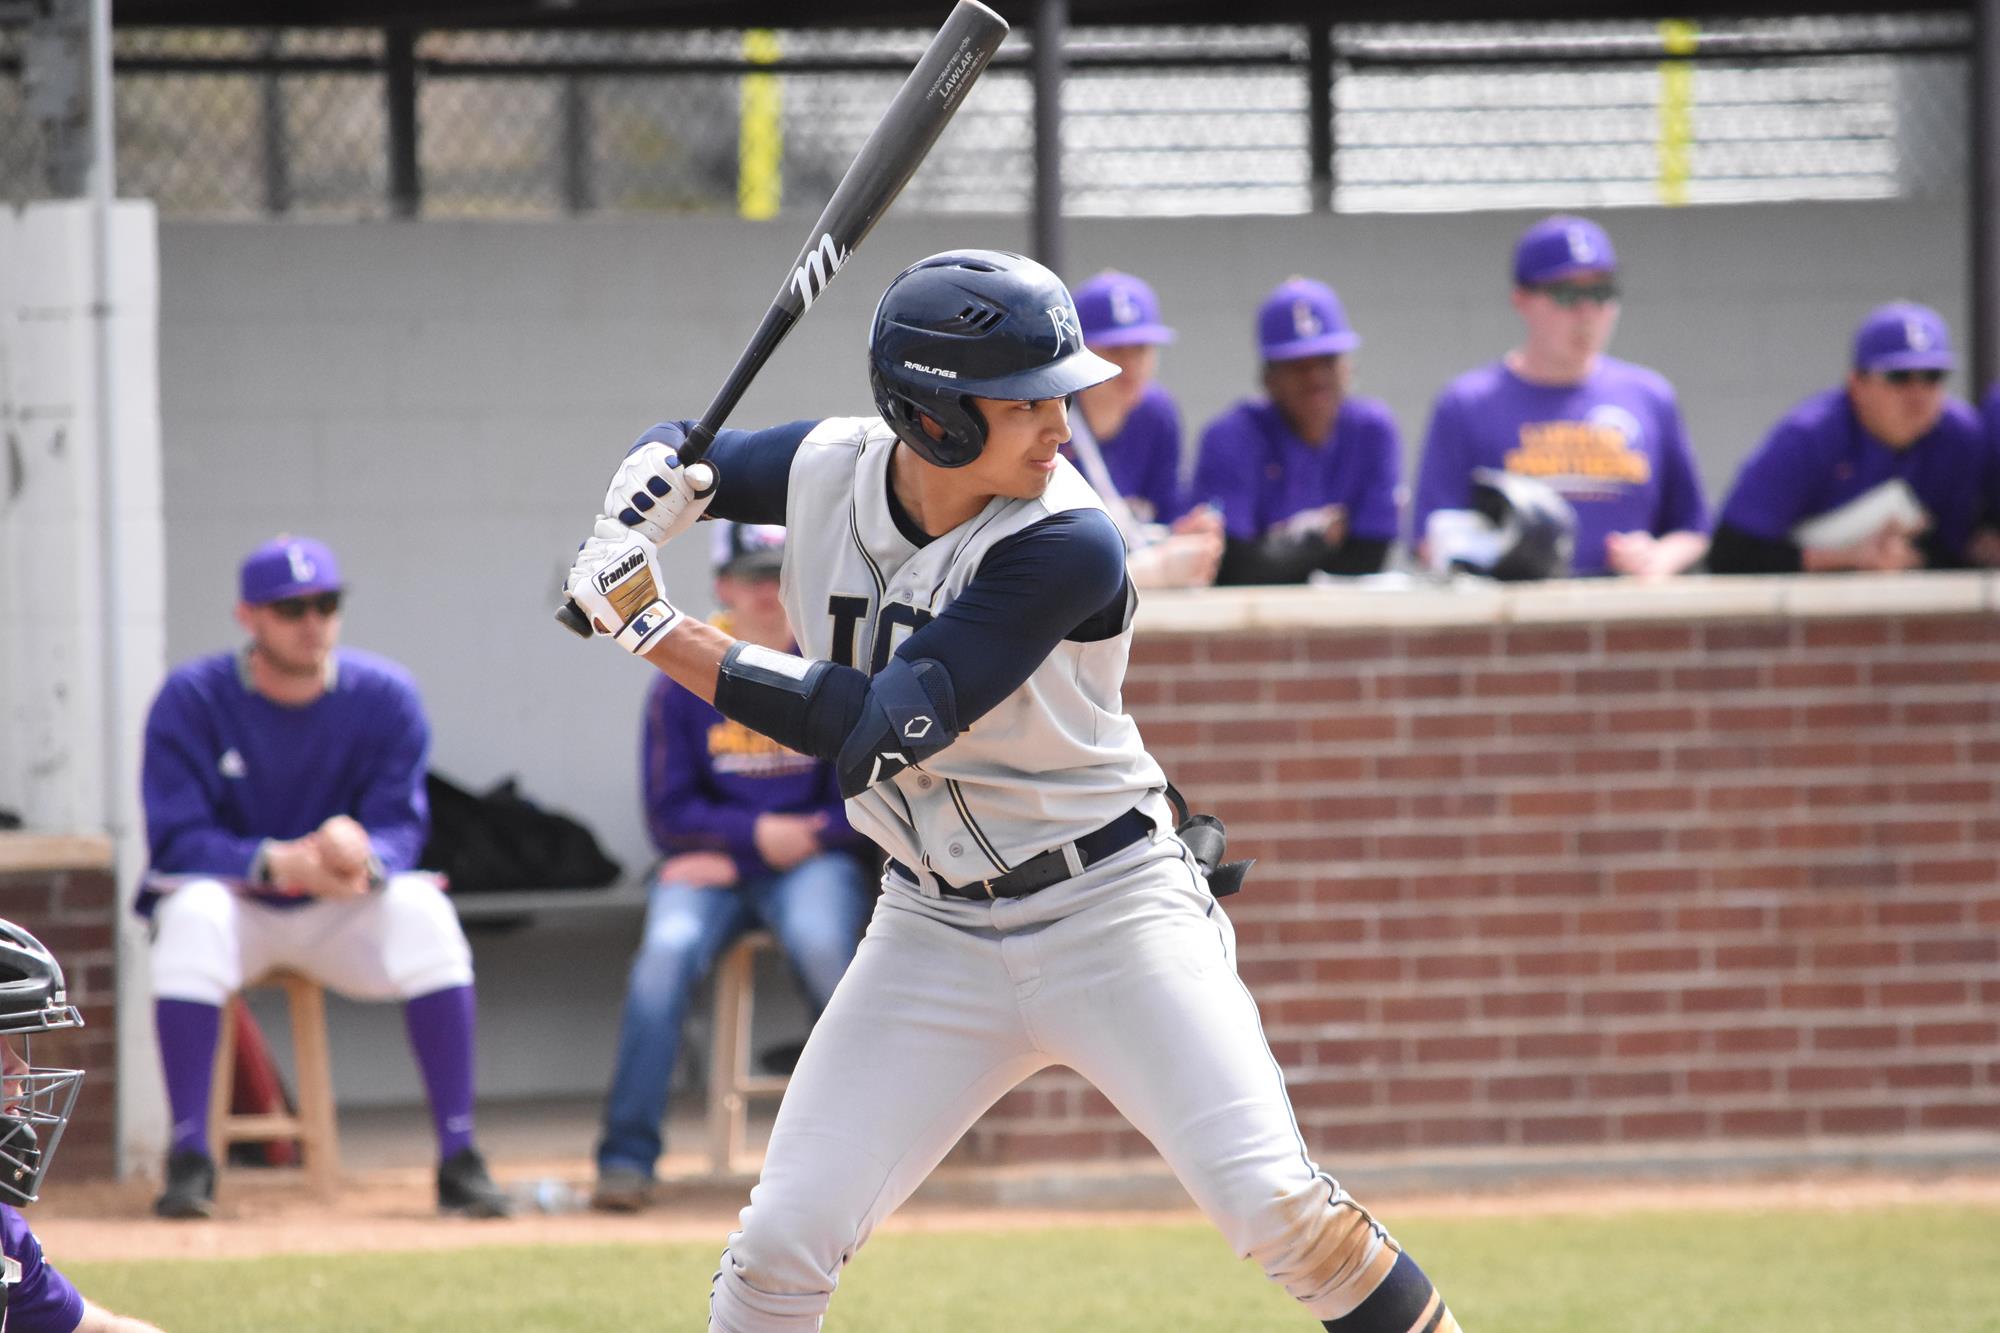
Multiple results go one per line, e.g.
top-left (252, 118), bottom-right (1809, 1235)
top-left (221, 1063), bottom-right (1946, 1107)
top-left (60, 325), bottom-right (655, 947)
top-left (713, 642), bottom-right (845, 760)
top-left (835, 657), bottom-right (961, 798)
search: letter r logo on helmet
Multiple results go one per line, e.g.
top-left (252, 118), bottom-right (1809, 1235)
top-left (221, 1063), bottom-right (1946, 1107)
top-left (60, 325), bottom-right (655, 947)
top-left (868, 249), bottom-right (1121, 469)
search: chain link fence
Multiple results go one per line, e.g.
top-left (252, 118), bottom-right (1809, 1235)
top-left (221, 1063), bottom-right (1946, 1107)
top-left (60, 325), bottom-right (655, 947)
top-left (0, 11), bottom-right (1972, 220)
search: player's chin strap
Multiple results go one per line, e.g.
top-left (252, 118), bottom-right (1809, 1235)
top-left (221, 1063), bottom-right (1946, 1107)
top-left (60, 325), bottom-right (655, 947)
top-left (1165, 783), bottom-right (1254, 898)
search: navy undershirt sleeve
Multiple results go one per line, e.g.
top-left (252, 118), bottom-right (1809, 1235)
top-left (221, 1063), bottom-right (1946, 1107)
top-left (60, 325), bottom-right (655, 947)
top-left (626, 420), bottom-right (813, 526)
top-left (893, 508), bottom-right (1129, 724)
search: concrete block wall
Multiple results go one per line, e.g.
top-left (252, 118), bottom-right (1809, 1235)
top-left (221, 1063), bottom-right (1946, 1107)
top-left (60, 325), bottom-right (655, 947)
top-left (952, 580), bottom-right (2000, 1165)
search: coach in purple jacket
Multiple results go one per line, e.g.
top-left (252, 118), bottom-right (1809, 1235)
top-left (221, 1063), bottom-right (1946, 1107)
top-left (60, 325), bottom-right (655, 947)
top-left (1412, 215), bottom-right (1711, 579)
top-left (591, 522), bottom-right (872, 1211)
top-left (141, 535), bottom-right (508, 1221)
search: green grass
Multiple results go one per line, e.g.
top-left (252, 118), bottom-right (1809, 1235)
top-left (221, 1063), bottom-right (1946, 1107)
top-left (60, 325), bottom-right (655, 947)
top-left (66, 1204), bottom-right (2000, 1332)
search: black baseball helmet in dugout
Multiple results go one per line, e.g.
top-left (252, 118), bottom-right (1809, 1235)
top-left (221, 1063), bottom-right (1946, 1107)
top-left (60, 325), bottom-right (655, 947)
top-left (0, 918), bottom-right (86, 1206)
top-left (1424, 468), bottom-right (1579, 582)
top-left (869, 249), bottom-right (1121, 468)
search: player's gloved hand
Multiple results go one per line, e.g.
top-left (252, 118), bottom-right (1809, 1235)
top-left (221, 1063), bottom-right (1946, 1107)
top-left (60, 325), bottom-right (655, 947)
top-left (604, 437), bottom-right (717, 546)
top-left (566, 516), bottom-right (684, 654)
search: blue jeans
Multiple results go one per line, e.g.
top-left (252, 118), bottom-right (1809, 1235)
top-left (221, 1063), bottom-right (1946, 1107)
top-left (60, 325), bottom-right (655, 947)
top-left (596, 851), bottom-right (873, 1177)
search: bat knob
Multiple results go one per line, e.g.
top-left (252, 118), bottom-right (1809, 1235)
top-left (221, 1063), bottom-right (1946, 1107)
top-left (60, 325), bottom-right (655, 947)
top-left (555, 600), bottom-right (596, 638)
top-left (685, 461), bottom-right (717, 497)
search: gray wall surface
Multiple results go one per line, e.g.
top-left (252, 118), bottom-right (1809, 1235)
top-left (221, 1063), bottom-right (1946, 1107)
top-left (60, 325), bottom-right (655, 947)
top-left (159, 200), bottom-right (1961, 1106)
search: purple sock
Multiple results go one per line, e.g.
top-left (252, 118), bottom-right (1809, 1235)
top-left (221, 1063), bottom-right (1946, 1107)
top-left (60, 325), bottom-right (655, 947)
top-left (155, 999), bottom-right (221, 1156)
top-left (403, 984), bottom-right (479, 1161)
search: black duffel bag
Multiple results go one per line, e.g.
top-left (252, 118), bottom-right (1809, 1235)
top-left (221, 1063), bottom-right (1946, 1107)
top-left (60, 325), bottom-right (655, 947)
top-left (419, 770), bottom-right (622, 893)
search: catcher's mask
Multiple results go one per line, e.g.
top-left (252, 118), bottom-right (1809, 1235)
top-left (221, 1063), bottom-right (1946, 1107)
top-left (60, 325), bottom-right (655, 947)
top-left (0, 918), bottom-right (86, 1205)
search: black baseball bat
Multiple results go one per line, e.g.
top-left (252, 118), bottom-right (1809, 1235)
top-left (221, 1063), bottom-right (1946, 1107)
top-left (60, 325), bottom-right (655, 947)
top-left (558, 0), bottom-right (1011, 638)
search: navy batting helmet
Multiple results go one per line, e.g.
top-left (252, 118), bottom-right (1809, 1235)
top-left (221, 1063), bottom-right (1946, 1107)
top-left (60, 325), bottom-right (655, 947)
top-left (0, 918), bottom-right (85, 1206)
top-left (869, 249), bottom-right (1120, 468)
top-left (1425, 469), bottom-right (1577, 582)
top-left (1470, 469), bottom-right (1577, 581)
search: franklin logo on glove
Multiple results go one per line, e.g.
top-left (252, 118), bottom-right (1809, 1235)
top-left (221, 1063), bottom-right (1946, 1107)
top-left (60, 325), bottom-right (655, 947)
top-left (596, 549), bottom-right (647, 596)
top-left (565, 517), bottom-right (684, 655)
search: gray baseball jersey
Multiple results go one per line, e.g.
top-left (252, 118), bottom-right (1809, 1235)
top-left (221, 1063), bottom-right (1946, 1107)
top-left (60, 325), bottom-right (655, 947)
top-left (777, 416), bottom-right (1170, 890)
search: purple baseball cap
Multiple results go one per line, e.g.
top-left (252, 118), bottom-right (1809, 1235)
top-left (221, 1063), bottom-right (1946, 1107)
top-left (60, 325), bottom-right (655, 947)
top-left (1513, 215), bottom-right (1618, 287)
top-left (239, 535), bottom-right (342, 605)
top-left (1257, 278), bottom-right (1360, 362)
top-left (1074, 270), bottom-right (1176, 348)
top-left (710, 520), bottom-right (786, 579)
top-left (1852, 302), bottom-right (1955, 374)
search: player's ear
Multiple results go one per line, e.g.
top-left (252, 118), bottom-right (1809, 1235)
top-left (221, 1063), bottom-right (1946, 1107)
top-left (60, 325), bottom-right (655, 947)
top-left (918, 411), bottom-right (948, 442)
top-left (233, 601), bottom-right (256, 635)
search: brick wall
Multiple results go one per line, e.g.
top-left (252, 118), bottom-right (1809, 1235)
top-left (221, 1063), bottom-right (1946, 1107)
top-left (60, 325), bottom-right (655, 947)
top-left (954, 585), bottom-right (2000, 1166)
top-left (1, 843), bottom-right (120, 1182)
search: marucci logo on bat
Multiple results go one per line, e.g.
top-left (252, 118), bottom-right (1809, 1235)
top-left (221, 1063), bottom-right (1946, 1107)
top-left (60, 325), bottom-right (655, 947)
top-left (595, 548), bottom-right (646, 594)
top-left (790, 233), bottom-right (849, 311)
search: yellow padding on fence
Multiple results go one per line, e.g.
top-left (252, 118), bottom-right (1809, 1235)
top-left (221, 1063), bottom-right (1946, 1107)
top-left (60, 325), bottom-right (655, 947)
top-left (740, 29), bottom-right (782, 220)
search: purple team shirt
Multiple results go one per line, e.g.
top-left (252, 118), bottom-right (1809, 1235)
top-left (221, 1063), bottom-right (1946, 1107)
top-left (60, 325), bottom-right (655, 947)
top-left (2, 1203), bottom-right (85, 1333)
top-left (1414, 357), bottom-right (1711, 576)
top-left (1982, 386), bottom-right (2000, 525)
top-left (141, 648), bottom-right (429, 906)
top-left (1062, 382), bottom-right (1188, 525)
top-left (1720, 387), bottom-right (1991, 559)
top-left (643, 666), bottom-right (861, 883)
top-left (1191, 396), bottom-right (1403, 544)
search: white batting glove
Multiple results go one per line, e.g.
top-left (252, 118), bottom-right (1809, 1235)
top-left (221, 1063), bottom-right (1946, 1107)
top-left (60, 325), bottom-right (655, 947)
top-left (566, 517), bottom-right (684, 654)
top-left (605, 441), bottom-right (717, 546)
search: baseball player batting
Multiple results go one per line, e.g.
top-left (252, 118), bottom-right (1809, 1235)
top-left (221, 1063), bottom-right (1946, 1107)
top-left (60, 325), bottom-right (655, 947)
top-left (564, 250), bottom-right (1463, 1332)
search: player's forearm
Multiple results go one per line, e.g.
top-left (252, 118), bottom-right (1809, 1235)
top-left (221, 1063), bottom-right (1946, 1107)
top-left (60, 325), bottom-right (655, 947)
top-left (1652, 529), bottom-right (1710, 575)
top-left (1320, 535), bottom-right (1391, 576)
top-left (640, 616), bottom-right (733, 704)
top-left (152, 824), bottom-right (267, 879)
top-left (75, 1298), bottom-right (167, 1333)
top-left (1707, 521), bottom-right (1804, 575)
top-left (1216, 533), bottom-right (1328, 585)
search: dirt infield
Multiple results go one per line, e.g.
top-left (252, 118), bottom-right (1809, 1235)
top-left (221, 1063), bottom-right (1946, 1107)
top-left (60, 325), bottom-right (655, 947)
top-left (30, 1164), bottom-right (2000, 1265)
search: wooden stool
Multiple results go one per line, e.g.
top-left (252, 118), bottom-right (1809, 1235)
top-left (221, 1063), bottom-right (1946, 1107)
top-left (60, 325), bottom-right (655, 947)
top-left (208, 969), bottom-right (340, 1199)
top-left (705, 931), bottom-right (791, 1173)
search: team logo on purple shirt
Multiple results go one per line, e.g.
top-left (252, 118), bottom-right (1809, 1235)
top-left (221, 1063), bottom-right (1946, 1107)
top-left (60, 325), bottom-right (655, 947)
top-left (1506, 407), bottom-right (1650, 490)
top-left (707, 718), bottom-right (815, 775)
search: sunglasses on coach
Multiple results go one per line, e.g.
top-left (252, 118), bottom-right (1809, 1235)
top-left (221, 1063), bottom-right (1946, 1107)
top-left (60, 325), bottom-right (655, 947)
top-left (268, 592), bottom-right (343, 620)
top-left (1879, 368), bottom-right (1948, 386)
top-left (1530, 281), bottom-right (1620, 308)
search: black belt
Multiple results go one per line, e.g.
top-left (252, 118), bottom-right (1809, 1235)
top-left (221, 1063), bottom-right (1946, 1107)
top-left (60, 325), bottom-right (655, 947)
top-left (892, 807), bottom-right (1154, 901)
